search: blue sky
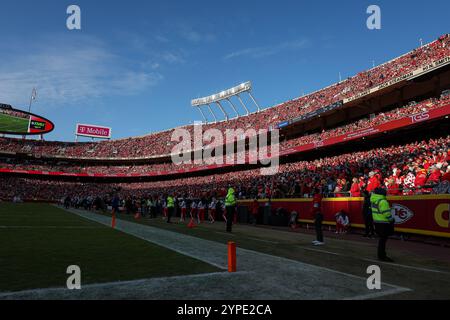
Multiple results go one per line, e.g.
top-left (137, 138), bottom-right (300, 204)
top-left (0, 0), bottom-right (449, 141)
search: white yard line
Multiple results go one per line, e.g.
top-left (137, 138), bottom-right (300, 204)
top-left (299, 245), bottom-right (450, 275)
top-left (344, 287), bottom-right (412, 300)
top-left (247, 237), bottom-right (279, 244)
top-left (303, 247), bottom-right (342, 256)
top-left (363, 258), bottom-right (450, 275)
top-left (0, 271), bottom-right (249, 299)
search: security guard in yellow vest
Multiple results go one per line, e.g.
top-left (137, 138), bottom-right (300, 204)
top-left (167, 194), bottom-right (175, 224)
top-left (225, 187), bottom-right (236, 232)
top-left (371, 188), bottom-right (395, 262)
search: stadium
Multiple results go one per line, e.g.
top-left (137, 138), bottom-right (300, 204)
top-left (1, 2), bottom-right (450, 305)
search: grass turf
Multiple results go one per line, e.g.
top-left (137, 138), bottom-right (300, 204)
top-left (0, 203), bottom-right (220, 292)
top-left (0, 113), bottom-right (29, 133)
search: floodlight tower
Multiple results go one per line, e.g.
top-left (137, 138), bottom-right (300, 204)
top-left (191, 81), bottom-right (261, 122)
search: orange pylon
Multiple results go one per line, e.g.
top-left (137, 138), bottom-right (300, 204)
top-left (228, 241), bottom-right (237, 273)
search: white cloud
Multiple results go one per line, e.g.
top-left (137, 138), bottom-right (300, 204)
top-left (224, 39), bottom-right (309, 60)
top-left (0, 35), bottom-right (163, 108)
top-left (177, 24), bottom-right (216, 43)
top-left (161, 52), bottom-right (186, 64)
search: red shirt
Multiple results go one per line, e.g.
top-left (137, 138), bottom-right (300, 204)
top-left (427, 170), bottom-right (441, 184)
top-left (350, 183), bottom-right (361, 197)
top-left (415, 173), bottom-right (427, 187)
top-left (312, 194), bottom-right (323, 212)
top-left (366, 176), bottom-right (380, 193)
top-left (387, 183), bottom-right (401, 195)
top-left (251, 200), bottom-right (259, 215)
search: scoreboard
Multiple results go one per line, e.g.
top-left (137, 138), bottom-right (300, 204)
top-left (0, 105), bottom-right (54, 135)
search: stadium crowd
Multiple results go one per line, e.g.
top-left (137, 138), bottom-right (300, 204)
top-left (1, 95), bottom-right (448, 176)
top-left (0, 35), bottom-right (449, 160)
top-left (1, 135), bottom-right (449, 202)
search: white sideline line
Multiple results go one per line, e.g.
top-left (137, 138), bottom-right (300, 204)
top-left (363, 259), bottom-right (450, 275)
top-left (299, 245), bottom-right (450, 275)
top-left (303, 247), bottom-right (341, 256)
top-left (344, 287), bottom-right (411, 300)
top-left (215, 231), bottom-right (235, 236)
top-left (0, 271), bottom-right (249, 298)
top-left (247, 237), bottom-right (279, 244)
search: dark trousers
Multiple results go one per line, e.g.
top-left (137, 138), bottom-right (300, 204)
top-left (249, 214), bottom-right (257, 225)
top-left (315, 214), bottom-right (324, 242)
top-left (226, 206), bottom-right (235, 232)
top-left (363, 214), bottom-right (375, 236)
top-left (375, 223), bottom-right (393, 259)
top-left (167, 207), bottom-right (174, 223)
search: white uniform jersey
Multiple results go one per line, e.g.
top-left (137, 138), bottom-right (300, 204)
top-left (209, 199), bottom-right (217, 209)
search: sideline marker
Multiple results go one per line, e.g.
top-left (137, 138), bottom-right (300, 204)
top-left (228, 241), bottom-right (237, 273)
top-left (111, 213), bottom-right (116, 229)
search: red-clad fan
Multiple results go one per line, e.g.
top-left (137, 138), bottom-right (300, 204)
top-left (414, 168), bottom-right (428, 192)
top-left (350, 178), bottom-right (361, 197)
top-left (427, 165), bottom-right (443, 185)
top-left (366, 171), bottom-right (380, 193)
top-left (442, 167), bottom-right (450, 182)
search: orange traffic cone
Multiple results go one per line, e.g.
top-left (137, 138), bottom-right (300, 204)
top-left (111, 214), bottom-right (116, 229)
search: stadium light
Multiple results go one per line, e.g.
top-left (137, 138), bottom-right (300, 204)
top-left (191, 81), bottom-right (260, 121)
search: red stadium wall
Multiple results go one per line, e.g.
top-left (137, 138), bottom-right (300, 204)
top-left (240, 195), bottom-right (450, 239)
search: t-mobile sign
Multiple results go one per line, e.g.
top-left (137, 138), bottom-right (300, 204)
top-left (76, 124), bottom-right (112, 139)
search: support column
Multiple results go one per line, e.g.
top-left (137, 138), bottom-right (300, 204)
top-left (216, 101), bottom-right (229, 121)
top-left (236, 94), bottom-right (250, 115)
top-left (207, 104), bottom-right (218, 122)
top-left (248, 91), bottom-right (260, 111)
top-left (226, 98), bottom-right (240, 118)
top-left (197, 107), bottom-right (208, 123)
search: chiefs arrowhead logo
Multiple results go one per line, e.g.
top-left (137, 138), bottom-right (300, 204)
top-left (391, 204), bottom-right (414, 224)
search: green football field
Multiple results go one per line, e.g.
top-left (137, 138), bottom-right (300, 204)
top-left (0, 113), bottom-right (29, 133)
top-left (0, 203), bottom-right (219, 292)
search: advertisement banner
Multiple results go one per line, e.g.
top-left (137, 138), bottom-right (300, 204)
top-left (282, 103), bottom-right (450, 156)
top-left (239, 195), bottom-right (450, 238)
top-left (76, 124), bottom-right (112, 139)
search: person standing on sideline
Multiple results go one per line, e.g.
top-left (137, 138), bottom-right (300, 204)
top-left (371, 188), bottom-right (395, 262)
top-left (208, 197), bottom-right (217, 224)
top-left (166, 194), bottom-right (175, 224)
top-left (190, 199), bottom-right (198, 223)
top-left (179, 196), bottom-right (187, 223)
top-left (225, 187), bottom-right (236, 233)
top-left (250, 198), bottom-right (259, 226)
top-left (312, 189), bottom-right (324, 245)
top-left (362, 190), bottom-right (375, 238)
top-left (111, 194), bottom-right (120, 216)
